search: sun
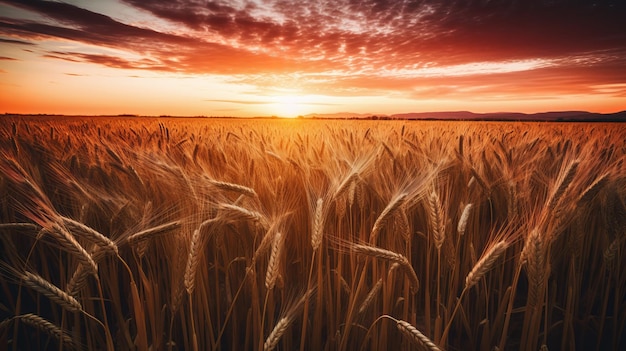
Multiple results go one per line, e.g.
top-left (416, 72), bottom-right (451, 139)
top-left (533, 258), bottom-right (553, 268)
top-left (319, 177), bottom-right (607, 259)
top-left (271, 95), bottom-right (308, 118)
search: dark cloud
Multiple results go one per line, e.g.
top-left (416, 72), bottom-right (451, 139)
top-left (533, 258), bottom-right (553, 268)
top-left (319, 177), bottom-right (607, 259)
top-left (0, 1), bottom-right (201, 50)
top-left (0, 1), bottom-right (304, 74)
top-left (0, 55), bottom-right (16, 60)
top-left (117, 0), bottom-right (626, 65)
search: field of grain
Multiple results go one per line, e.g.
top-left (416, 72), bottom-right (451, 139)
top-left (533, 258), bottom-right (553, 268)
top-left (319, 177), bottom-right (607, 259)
top-left (0, 116), bottom-right (625, 350)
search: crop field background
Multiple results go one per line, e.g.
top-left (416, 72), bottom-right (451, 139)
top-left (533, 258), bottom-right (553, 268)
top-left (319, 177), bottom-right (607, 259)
top-left (0, 116), bottom-right (625, 350)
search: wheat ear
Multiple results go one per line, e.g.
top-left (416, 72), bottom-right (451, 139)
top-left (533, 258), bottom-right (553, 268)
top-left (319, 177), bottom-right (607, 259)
top-left (334, 171), bottom-right (359, 199)
top-left (184, 218), bottom-right (220, 294)
top-left (604, 236), bottom-right (622, 263)
top-left (465, 240), bottom-right (508, 289)
top-left (210, 179), bottom-right (257, 197)
top-left (457, 203), bottom-right (473, 236)
top-left (66, 262), bottom-right (90, 297)
top-left (14, 313), bottom-right (75, 347)
top-left (428, 190), bottom-right (445, 250)
top-left (46, 223), bottom-right (97, 274)
top-left (520, 228), bottom-right (547, 307)
top-left (370, 193), bottom-right (408, 244)
top-left (220, 203), bottom-right (268, 228)
top-left (395, 319), bottom-right (442, 351)
top-left (0, 222), bottom-right (39, 232)
top-left (311, 198), bottom-right (324, 250)
top-left (265, 231), bottom-right (284, 290)
top-left (264, 317), bottom-right (290, 351)
top-left (126, 220), bottom-right (182, 244)
top-left (61, 216), bottom-right (118, 255)
top-left (547, 160), bottom-right (579, 210)
top-left (353, 244), bottom-right (419, 292)
top-left (184, 228), bottom-right (202, 294)
top-left (358, 278), bottom-right (382, 315)
top-left (577, 173), bottom-right (608, 205)
top-left (264, 288), bottom-right (315, 350)
top-left (22, 271), bottom-right (82, 313)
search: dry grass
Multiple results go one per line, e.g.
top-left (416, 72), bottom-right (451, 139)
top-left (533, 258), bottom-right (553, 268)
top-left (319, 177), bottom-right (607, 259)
top-left (1, 116), bottom-right (625, 350)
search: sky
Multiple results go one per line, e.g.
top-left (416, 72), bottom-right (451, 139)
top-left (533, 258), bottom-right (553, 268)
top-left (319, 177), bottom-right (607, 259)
top-left (1, 0), bottom-right (625, 117)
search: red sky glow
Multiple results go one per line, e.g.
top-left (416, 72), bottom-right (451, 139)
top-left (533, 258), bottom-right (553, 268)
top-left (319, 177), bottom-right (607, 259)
top-left (1, 0), bottom-right (625, 117)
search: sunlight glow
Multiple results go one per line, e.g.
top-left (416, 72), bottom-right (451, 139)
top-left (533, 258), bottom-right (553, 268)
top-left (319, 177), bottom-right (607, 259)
top-left (270, 95), bottom-right (308, 118)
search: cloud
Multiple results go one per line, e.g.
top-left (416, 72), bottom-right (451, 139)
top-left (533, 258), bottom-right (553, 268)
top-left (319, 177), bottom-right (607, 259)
top-left (0, 37), bottom-right (33, 45)
top-left (0, 0), bottom-right (625, 100)
top-left (45, 51), bottom-right (173, 71)
top-left (205, 98), bottom-right (339, 106)
top-left (205, 99), bottom-right (273, 105)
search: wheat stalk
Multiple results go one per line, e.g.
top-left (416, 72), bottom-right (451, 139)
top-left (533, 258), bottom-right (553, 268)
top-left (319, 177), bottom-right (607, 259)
top-left (465, 240), bottom-right (508, 289)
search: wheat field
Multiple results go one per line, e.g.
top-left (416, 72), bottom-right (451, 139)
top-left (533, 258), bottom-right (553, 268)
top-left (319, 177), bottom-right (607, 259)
top-left (0, 116), bottom-right (625, 350)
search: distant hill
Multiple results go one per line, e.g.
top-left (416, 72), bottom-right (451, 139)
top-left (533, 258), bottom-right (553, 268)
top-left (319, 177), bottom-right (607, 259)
top-left (390, 110), bottom-right (626, 122)
top-left (306, 110), bottom-right (626, 122)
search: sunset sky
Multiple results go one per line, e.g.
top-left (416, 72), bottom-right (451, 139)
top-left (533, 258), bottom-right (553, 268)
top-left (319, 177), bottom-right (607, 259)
top-left (1, 0), bottom-right (625, 117)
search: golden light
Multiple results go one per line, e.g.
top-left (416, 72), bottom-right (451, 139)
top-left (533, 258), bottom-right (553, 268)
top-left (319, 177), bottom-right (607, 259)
top-left (270, 95), bottom-right (308, 118)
